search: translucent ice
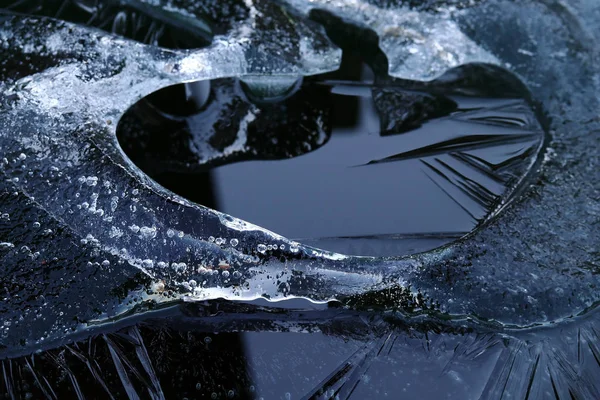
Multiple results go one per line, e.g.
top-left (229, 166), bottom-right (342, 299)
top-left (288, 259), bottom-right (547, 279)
top-left (0, 6), bottom-right (599, 398)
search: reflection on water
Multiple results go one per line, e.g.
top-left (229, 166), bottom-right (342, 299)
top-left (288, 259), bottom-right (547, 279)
top-left (118, 64), bottom-right (544, 256)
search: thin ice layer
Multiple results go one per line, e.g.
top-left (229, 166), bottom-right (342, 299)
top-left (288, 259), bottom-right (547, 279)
top-left (283, 0), bottom-right (500, 80)
top-left (0, 0), bottom-right (598, 368)
top-left (0, 10), bottom-right (350, 356)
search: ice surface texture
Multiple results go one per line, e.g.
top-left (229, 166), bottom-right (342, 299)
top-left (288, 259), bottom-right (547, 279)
top-left (0, 0), bottom-right (599, 394)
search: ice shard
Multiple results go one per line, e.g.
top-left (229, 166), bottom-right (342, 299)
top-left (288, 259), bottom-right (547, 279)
top-left (0, 0), bottom-right (599, 397)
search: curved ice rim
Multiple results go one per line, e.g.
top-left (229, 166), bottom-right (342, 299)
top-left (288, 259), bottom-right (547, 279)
top-left (0, 0), bottom-right (596, 356)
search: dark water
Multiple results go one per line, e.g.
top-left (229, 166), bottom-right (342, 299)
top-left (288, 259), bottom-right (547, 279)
top-left (118, 65), bottom-right (543, 256)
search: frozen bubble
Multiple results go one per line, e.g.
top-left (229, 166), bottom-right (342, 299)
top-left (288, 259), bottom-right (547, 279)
top-left (215, 237), bottom-right (225, 245)
top-left (139, 226), bottom-right (157, 239)
top-left (85, 176), bottom-right (98, 186)
top-left (0, 213), bottom-right (9, 220)
top-left (129, 224), bottom-right (140, 233)
top-left (230, 238), bottom-right (239, 247)
top-left (222, 270), bottom-right (230, 278)
top-left (109, 226), bottom-right (123, 238)
top-left (157, 261), bottom-right (167, 268)
top-left (188, 279), bottom-right (197, 287)
top-left (204, 336), bottom-right (212, 344)
top-left (175, 262), bottom-right (187, 272)
top-left (110, 196), bottom-right (119, 211)
top-left (142, 259), bottom-right (154, 268)
top-left (32, 222), bottom-right (40, 228)
top-left (167, 229), bottom-right (175, 238)
top-left (152, 281), bottom-right (165, 292)
top-left (18, 153), bottom-right (26, 160)
top-left (208, 236), bottom-right (215, 243)
top-left (257, 244), bottom-right (267, 253)
top-left (101, 260), bottom-right (110, 267)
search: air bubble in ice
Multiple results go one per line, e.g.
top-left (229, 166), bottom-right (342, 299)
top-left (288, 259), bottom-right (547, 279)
top-left (109, 226), bottom-right (123, 238)
top-left (139, 226), bottom-right (157, 239)
top-left (257, 244), bottom-right (267, 253)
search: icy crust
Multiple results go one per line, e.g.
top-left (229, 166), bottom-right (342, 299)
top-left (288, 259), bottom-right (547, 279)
top-left (283, 0), bottom-right (500, 80)
top-left (0, 14), bottom-right (349, 354)
top-left (0, 0), bottom-right (598, 357)
top-left (403, 0), bottom-right (600, 326)
top-left (129, 0), bottom-right (343, 80)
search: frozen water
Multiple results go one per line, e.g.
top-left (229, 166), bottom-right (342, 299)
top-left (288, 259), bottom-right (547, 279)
top-left (0, 0), bottom-right (600, 397)
top-left (284, 0), bottom-right (500, 81)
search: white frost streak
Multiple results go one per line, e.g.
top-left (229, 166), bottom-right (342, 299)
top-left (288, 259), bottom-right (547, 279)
top-left (220, 108), bottom-right (258, 157)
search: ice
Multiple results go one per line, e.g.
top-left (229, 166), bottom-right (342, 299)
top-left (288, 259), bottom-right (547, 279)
top-left (283, 0), bottom-right (500, 81)
top-left (1, 0), bottom-right (600, 397)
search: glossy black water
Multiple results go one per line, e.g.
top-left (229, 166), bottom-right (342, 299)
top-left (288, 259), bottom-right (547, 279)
top-left (118, 66), bottom-right (544, 256)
